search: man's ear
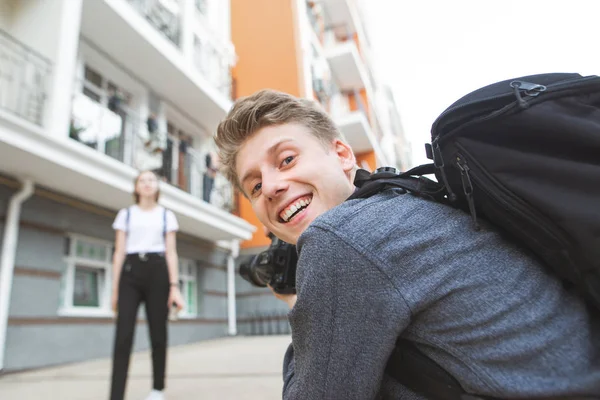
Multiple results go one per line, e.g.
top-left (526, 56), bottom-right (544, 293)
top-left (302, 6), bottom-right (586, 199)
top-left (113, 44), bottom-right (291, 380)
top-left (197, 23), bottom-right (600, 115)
top-left (332, 139), bottom-right (356, 172)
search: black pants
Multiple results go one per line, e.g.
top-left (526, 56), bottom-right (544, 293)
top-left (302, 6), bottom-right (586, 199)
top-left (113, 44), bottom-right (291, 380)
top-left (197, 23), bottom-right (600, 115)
top-left (110, 253), bottom-right (170, 400)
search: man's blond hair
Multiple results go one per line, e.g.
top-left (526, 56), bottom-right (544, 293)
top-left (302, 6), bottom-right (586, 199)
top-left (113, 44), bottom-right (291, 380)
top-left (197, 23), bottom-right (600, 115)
top-left (215, 89), bottom-right (344, 189)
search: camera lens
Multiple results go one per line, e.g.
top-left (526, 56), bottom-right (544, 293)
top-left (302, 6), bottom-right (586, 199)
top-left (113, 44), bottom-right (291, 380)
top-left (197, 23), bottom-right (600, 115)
top-left (239, 256), bottom-right (274, 288)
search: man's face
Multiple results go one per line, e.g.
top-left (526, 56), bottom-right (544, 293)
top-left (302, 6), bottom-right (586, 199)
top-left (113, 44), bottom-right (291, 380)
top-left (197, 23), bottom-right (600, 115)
top-left (236, 123), bottom-right (356, 244)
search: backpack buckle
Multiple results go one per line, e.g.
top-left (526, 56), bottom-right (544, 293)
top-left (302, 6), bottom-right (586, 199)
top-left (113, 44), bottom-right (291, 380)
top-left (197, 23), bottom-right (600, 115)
top-left (425, 143), bottom-right (434, 160)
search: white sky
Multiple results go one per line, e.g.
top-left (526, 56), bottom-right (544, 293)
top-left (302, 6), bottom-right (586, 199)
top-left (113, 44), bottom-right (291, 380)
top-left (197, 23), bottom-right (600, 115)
top-left (364, 0), bottom-right (600, 167)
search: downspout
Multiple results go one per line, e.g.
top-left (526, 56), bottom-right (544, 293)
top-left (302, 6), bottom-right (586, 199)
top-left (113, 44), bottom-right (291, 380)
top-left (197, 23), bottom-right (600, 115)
top-left (0, 179), bottom-right (34, 372)
top-left (227, 240), bottom-right (239, 336)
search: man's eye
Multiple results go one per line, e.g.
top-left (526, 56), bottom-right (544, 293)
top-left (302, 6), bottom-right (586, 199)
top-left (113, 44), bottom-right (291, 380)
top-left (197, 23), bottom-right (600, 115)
top-left (251, 182), bottom-right (262, 195)
top-left (282, 156), bottom-right (294, 166)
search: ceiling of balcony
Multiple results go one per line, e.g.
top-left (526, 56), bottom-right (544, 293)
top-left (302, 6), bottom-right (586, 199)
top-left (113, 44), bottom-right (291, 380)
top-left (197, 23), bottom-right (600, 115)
top-left (320, 0), bottom-right (356, 33)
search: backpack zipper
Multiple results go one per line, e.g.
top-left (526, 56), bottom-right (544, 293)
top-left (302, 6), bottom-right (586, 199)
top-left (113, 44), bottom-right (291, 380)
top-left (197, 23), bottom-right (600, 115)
top-left (456, 154), bottom-right (480, 231)
top-left (454, 144), bottom-right (568, 248)
top-left (510, 80), bottom-right (547, 108)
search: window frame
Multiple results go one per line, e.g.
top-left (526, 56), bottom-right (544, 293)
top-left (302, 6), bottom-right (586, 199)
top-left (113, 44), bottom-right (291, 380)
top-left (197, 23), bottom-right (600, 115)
top-left (58, 233), bottom-right (114, 317)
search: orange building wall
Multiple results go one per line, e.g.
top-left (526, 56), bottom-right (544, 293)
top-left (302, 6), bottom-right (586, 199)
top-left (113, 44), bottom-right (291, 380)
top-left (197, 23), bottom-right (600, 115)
top-left (231, 0), bottom-right (302, 249)
top-left (231, 0), bottom-right (302, 97)
top-left (356, 151), bottom-right (376, 172)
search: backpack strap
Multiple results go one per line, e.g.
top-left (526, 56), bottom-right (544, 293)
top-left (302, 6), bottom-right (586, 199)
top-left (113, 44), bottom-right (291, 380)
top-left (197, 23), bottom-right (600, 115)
top-left (398, 163), bottom-right (436, 178)
top-left (386, 340), bottom-right (496, 400)
top-left (125, 207), bottom-right (130, 243)
top-left (386, 339), bottom-right (464, 400)
top-left (163, 207), bottom-right (167, 244)
top-left (349, 167), bottom-right (447, 203)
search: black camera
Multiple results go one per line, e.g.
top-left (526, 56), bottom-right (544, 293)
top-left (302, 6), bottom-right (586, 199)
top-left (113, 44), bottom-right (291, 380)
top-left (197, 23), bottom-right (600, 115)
top-left (239, 233), bottom-right (297, 294)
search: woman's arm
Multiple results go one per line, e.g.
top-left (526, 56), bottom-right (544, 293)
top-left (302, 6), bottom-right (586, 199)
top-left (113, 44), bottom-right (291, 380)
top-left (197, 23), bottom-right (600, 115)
top-left (165, 231), bottom-right (179, 284)
top-left (165, 231), bottom-right (184, 309)
top-left (111, 230), bottom-right (126, 311)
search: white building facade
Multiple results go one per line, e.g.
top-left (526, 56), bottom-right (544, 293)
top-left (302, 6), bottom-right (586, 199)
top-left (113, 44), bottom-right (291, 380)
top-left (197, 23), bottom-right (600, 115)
top-left (0, 0), bottom-right (254, 372)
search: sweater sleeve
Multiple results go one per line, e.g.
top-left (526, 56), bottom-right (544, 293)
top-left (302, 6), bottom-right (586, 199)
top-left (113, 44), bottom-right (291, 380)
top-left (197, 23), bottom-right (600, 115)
top-left (282, 225), bottom-right (412, 400)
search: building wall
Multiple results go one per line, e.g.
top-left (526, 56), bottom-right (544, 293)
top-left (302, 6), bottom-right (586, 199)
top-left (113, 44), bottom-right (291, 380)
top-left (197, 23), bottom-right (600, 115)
top-left (231, 0), bottom-right (302, 97)
top-left (0, 1), bottom-right (12, 30)
top-left (356, 150), bottom-right (376, 171)
top-left (234, 256), bottom-right (290, 336)
top-left (7, 0), bottom-right (65, 60)
top-left (0, 183), bottom-right (231, 371)
top-left (231, 0), bottom-right (303, 250)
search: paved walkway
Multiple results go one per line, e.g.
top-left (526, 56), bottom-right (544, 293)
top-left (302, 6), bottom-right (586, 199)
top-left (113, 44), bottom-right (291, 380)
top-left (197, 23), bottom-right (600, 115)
top-left (0, 335), bottom-right (291, 400)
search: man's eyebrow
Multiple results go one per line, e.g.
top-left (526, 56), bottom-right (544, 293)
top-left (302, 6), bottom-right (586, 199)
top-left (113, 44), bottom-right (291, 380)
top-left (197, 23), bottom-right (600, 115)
top-left (267, 138), bottom-right (294, 156)
top-left (240, 139), bottom-right (295, 187)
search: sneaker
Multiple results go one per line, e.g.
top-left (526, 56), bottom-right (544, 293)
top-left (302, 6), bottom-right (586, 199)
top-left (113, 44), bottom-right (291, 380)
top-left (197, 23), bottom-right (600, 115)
top-left (144, 389), bottom-right (165, 400)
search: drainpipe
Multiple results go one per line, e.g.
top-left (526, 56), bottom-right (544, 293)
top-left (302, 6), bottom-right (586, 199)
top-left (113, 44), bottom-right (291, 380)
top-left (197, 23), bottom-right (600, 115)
top-left (0, 179), bottom-right (34, 372)
top-left (227, 240), bottom-right (239, 336)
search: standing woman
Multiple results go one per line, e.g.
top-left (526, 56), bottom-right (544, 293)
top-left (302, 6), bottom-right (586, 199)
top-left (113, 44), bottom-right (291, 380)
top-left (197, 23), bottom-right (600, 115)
top-left (110, 170), bottom-right (184, 400)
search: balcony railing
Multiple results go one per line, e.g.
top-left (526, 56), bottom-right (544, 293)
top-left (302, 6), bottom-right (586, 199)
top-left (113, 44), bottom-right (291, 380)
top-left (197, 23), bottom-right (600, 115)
top-left (69, 91), bottom-right (233, 211)
top-left (193, 38), bottom-right (233, 100)
top-left (0, 29), bottom-right (52, 125)
top-left (313, 78), bottom-right (368, 121)
top-left (126, 0), bottom-right (181, 45)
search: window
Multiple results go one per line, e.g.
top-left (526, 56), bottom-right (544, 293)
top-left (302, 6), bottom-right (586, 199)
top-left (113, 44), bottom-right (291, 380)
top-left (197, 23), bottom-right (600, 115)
top-left (179, 259), bottom-right (199, 317)
top-left (84, 66), bottom-right (103, 89)
top-left (59, 235), bottom-right (113, 316)
top-left (161, 120), bottom-right (194, 192)
top-left (71, 64), bottom-right (134, 162)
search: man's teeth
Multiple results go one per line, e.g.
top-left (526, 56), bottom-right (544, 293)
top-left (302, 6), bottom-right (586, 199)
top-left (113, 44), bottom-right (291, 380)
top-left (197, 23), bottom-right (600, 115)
top-left (281, 198), bottom-right (311, 222)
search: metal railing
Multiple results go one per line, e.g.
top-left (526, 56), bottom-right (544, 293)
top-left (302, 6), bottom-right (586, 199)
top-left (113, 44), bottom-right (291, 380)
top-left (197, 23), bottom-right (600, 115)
top-left (192, 39), bottom-right (233, 100)
top-left (126, 0), bottom-right (181, 45)
top-left (314, 79), bottom-right (369, 121)
top-left (0, 29), bottom-right (52, 125)
top-left (69, 91), bottom-right (234, 211)
top-left (244, 311), bottom-right (292, 336)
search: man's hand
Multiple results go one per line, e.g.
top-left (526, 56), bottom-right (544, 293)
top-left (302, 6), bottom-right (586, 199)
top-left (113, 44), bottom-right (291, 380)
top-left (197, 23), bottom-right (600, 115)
top-left (269, 285), bottom-right (297, 309)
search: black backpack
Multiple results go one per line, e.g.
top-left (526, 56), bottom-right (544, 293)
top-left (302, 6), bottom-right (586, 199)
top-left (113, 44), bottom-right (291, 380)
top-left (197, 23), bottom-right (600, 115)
top-left (349, 72), bottom-right (600, 399)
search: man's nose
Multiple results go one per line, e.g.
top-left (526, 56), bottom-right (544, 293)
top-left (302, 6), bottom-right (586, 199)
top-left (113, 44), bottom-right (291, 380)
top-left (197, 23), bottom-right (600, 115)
top-left (262, 176), bottom-right (288, 200)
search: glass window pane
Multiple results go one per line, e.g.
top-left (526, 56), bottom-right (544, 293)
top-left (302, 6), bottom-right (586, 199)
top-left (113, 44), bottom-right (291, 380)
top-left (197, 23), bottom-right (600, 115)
top-left (84, 66), bottom-right (102, 88)
top-left (98, 246), bottom-right (107, 260)
top-left (64, 237), bottom-right (71, 255)
top-left (82, 87), bottom-right (101, 103)
top-left (186, 281), bottom-right (195, 313)
top-left (76, 241), bottom-right (85, 258)
top-left (74, 239), bottom-right (107, 261)
top-left (73, 267), bottom-right (102, 307)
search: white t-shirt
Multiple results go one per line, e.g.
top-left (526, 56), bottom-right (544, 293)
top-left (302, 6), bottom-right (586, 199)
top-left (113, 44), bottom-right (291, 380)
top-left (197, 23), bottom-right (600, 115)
top-left (112, 205), bottom-right (179, 254)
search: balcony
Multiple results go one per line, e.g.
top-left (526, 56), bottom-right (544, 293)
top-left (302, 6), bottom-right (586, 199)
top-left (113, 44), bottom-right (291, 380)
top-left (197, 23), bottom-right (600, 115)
top-left (318, 0), bottom-right (357, 34)
top-left (193, 37), bottom-right (234, 101)
top-left (69, 91), bottom-right (234, 212)
top-left (79, 0), bottom-right (233, 129)
top-left (126, 0), bottom-right (181, 45)
top-left (314, 78), bottom-right (376, 154)
top-left (0, 29), bottom-right (52, 126)
top-left (322, 26), bottom-right (368, 91)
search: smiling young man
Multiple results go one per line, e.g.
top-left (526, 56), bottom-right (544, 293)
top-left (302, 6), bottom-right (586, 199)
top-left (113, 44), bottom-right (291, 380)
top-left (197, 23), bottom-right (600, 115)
top-left (215, 90), bottom-right (600, 400)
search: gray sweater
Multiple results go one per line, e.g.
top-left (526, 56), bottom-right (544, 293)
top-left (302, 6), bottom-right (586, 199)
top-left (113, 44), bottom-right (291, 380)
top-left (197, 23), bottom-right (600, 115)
top-left (282, 189), bottom-right (600, 399)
